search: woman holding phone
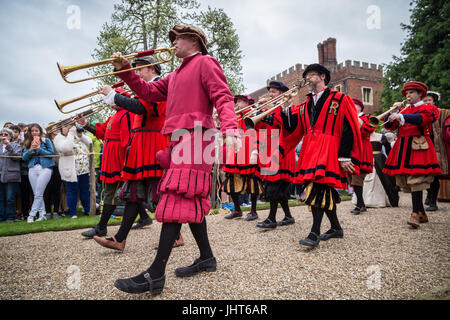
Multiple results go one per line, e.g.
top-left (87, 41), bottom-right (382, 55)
top-left (22, 123), bottom-right (55, 222)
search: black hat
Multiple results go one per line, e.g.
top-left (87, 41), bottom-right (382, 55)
top-left (302, 63), bottom-right (331, 85)
top-left (267, 81), bottom-right (289, 92)
top-left (132, 56), bottom-right (162, 75)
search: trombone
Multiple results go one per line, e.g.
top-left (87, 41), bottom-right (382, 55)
top-left (57, 47), bottom-right (175, 84)
top-left (46, 104), bottom-right (108, 134)
top-left (369, 98), bottom-right (411, 127)
top-left (54, 81), bottom-right (128, 114)
top-left (243, 79), bottom-right (310, 128)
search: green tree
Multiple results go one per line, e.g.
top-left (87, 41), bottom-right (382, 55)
top-left (194, 7), bottom-right (245, 95)
top-left (87, 1), bottom-right (244, 123)
top-left (381, 0), bottom-right (449, 110)
top-left (88, 0), bottom-right (200, 122)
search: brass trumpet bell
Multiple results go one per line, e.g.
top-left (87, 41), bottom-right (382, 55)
top-left (57, 47), bottom-right (175, 84)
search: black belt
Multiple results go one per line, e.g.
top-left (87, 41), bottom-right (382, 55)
top-left (105, 139), bottom-right (120, 142)
top-left (131, 129), bottom-right (161, 133)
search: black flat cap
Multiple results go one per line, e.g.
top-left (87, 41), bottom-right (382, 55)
top-left (267, 81), bottom-right (289, 92)
top-left (303, 63), bottom-right (331, 85)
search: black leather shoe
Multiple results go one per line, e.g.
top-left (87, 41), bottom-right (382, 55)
top-left (319, 229), bottom-right (344, 241)
top-left (351, 206), bottom-right (366, 215)
top-left (256, 219), bottom-right (277, 229)
top-left (114, 272), bottom-right (165, 295)
top-left (424, 197), bottom-right (430, 206)
top-left (299, 232), bottom-right (320, 248)
top-left (175, 257), bottom-right (217, 278)
top-left (277, 216), bottom-right (295, 226)
top-left (425, 205), bottom-right (438, 212)
top-left (81, 226), bottom-right (106, 238)
top-left (245, 211), bottom-right (258, 221)
top-left (131, 217), bottom-right (153, 229)
top-left (225, 210), bottom-right (243, 219)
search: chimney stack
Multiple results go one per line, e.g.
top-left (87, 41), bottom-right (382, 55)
top-left (317, 38), bottom-right (337, 67)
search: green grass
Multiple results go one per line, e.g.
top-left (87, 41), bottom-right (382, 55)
top-left (0, 210), bottom-right (156, 237)
top-left (1, 196), bottom-right (351, 237)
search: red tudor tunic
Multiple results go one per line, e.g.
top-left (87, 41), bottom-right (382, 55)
top-left (255, 107), bottom-right (296, 182)
top-left (122, 98), bottom-right (169, 181)
top-left (383, 103), bottom-right (442, 176)
top-left (96, 108), bottom-right (132, 183)
top-left (223, 108), bottom-right (258, 175)
top-left (117, 53), bottom-right (238, 224)
top-left (280, 89), bottom-right (362, 189)
top-left (359, 114), bottom-right (376, 173)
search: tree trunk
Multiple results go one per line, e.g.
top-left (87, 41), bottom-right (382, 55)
top-left (152, 0), bottom-right (161, 49)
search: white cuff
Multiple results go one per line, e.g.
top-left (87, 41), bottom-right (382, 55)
top-left (399, 114), bottom-right (405, 126)
top-left (338, 157), bottom-right (352, 162)
top-left (103, 90), bottom-right (117, 106)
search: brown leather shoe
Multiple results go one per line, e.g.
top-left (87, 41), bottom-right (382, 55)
top-left (93, 235), bottom-right (126, 252)
top-left (407, 213), bottom-right (420, 229)
top-left (418, 211), bottom-right (429, 223)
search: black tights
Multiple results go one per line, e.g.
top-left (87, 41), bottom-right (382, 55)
top-left (231, 193), bottom-right (258, 212)
top-left (133, 219), bottom-right (213, 282)
top-left (427, 177), bottom-right (440, 206)
top-left (267, 199), bottom-right (292, 222)
top-left (353, 185), bottom-right (365, 208)
top-left (308, 206), bottom-right (342, 240)
top-left (412, 191), bottom-right (425, 213)
top-left (112, 203), bottom-right (149, 242)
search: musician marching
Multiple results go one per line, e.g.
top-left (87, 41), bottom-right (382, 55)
top-left (280, 64), bottom-right (362, 248)
top-left (348, 98), bottom-right (376, 215)
top-left (383, 81), bottom-right (441, 228)
top-left (222, 94), bottom-right (263, 221)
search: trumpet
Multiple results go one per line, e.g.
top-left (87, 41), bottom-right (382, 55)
top-left (243, 79), bottom-right (310, 129)
top-left (369, 98), bottom-right (411, 127)
top-left (46, 105), bottom-right (108, 134)
top-left (54, 81), bottom-right (127, 114)
top-left (57, 47), bottom-right (175, 84)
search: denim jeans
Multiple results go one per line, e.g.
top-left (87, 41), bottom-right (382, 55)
top-left (65, 173), bottom-right (90, 217)
top-left (0, 182), bottom-right (19, 221)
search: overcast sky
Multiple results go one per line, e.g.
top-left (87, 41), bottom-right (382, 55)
top-left (0, 0), bottom-right (413, 126)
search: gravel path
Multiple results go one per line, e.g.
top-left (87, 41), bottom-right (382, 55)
top-left (0, 194), bottom-right (448, 300)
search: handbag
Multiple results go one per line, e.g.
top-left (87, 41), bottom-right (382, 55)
top-left (411, 136), bottom-right (429, 151)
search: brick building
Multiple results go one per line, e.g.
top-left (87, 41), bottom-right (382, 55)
top-left (249, 38), bottom-right (384, 114)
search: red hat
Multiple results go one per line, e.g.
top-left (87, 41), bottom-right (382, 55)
top-left (401, 81), bottom-right (429, 98)
top-left (234, 95), bottom-right (255, 105)
top-left (352, 98), bottom-right (364, 112)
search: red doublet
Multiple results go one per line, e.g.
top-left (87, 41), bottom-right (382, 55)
top-left (122, 98), bottom-right (169, 180)
top-left (255, 108), bottom-right (296, 182)
top-left (359, 114), bottom-right (376, 173)
top-left (383, 104), bottom-right (442, 176)
top-left (96, 109), bottom-right (132, 183)
top-left (223, 109), bottom-right (258, 175)
top-left (280, 89), bottom-right (362, 189)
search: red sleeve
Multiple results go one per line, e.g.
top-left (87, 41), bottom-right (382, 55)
top-left (200, 57), bottom-right (238, 136)
top-left (115, 87), bottom-right (131, 98)
top-left (342, 95), bottom-right (362, 175)
top-left (119, 111), bottom-right (132, 148)
top-left (95, 118), bottom-right (110, 140)
top-left (280, 104), bottom-right (304, 155)
top-left (360, 115), bottom-right (376, 137)
top-left (417, 104), bottom-right (440, 125)
top-left (116, 64), bottom-right (170, 103)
